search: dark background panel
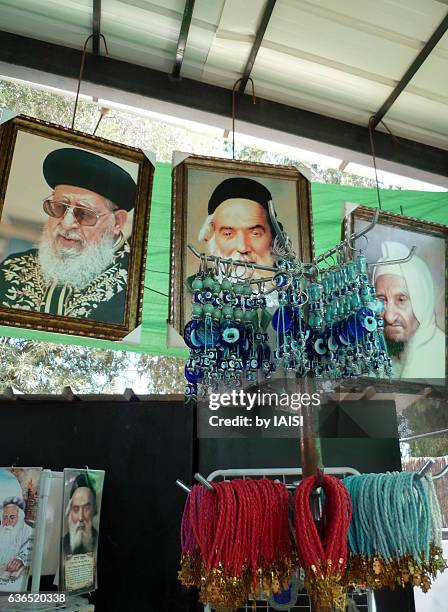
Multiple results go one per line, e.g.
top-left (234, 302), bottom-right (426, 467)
top-left (199, 400), bottom-right (414, 612)
top-left (0, 399), bottom-right (193, 612)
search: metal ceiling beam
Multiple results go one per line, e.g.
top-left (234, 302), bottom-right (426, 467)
top-left (171, 0), bottom-right (195, 80)
top-left (92, 0), bottom-right (101, 55)
top-left (372, 12), bottom-right (448, 128)
top-left (0, 31), bottom-right (446, 178)
top-left (238, 0), bottom-right (276, 93)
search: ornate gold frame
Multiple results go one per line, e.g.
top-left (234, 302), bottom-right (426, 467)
top-left (344, 204), bottom-right (448, 384)
top-left (0, 115), bottom-right (154, 341)
top-left (170, 154), bottom-right (314, 335)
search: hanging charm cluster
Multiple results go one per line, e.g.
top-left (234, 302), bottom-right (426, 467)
top-left (183, 241), bottom-right (391, 399)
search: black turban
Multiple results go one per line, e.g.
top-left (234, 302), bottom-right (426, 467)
top-left (43, 148), bottom-right (136, 211)
top-left (70, 473), bottom-right (97, 507)
top-left (208, 177), bottom-right (272, 215)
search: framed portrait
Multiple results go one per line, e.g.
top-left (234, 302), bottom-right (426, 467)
top-left (60, 468), bottom-right (104, 595)
top-left (0, 467), bottom-right (42, 592)
top-left (0, 115), bottom-right (154, 340)
top-left (343, 204), bottom-right (448, 384)
top-left (170, 154), bottom-right (314, 335)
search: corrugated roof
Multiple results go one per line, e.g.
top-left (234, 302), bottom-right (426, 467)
top-left (0, 0), bottom-right (446, 149)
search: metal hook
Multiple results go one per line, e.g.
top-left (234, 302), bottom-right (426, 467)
top-left (176, 479), bottom-right (191, 494)
top-left (433, 464), bottom-right (448, 480)
top-left (415, 459), bottom-right (435, 479)
top-left (71, 33), bottom-right (109, 130)
top-left (231, 77), bottom-right (256, 160)
top-left (369, 246), bottom-right (416, 267)
top-left (194, 472), bottom-right (214, 491)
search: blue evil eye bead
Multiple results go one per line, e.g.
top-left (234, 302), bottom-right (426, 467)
top-left (325, 327), bottom-right (339, 351)
top-left (272, 306), bottom-right (293, 333)
top-left (245, 298), bottom-right (255, 308)
top-left (201, 290), bottom-right (214, 303)
top-left (314, 336), bottom-right (327, 356)
top-left (257, 296), bottom-right (267, 308)
top-left (184, 383), bottom-right (196, 397)
top-left (194, 321), bottom-right (221, 347)
top-left (274, 272), bottom-right (290, 288)
top-left (336, 322), bottom-right (349, 346)
top-left (221, 324), bottom-right (240, 344)
top-left (361, 313), bottom-right (377, 332)
top-left (183, 320), bottom-right (201, 349)
top-left (275, 258), bottom-right (288, 270)
top-left (248, 357), bottom-right (258, 369)
top-left (192, 291), bottom-right (203, 304)
top-left (184, 365), bottom-right (203, 384)
top-left (212, 296), bottom-right (222, 307)
top-left (219, 359), bottom-right (228, 371)
top-left (222, 292), bottom-right (233, 305)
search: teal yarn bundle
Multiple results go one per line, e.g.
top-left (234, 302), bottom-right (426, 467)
top-left (342, 471), bottom-right (446, 592)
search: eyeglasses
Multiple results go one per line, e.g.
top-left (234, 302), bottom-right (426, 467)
top-left (43, 198), bottom-right (112, 227)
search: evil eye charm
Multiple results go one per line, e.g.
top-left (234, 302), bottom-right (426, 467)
top-left (221, 325), bottom-right (240, 344)
top-left (248, 358), bottom-right (258, 370)
top-left (219, 359), bottom-right (228, 371)
top-left (184, 383), bottom-right (196, 397)
top-left (184, 366), bottom-right (203, 384)
top-left (222, 292), bottom-right (233, 305)
top-left (272, 306), bottom-right (293, 333)
top-left (183, 320), bottom-right (201, 349)
top-left (194, 321), bottom-right (221, 347)
top-left (192, 291), bottom-right (203, 304)
top-left (201, 290), bottom-right (213, 303)
top-left (274, 272), bottom-right (290, 288)
top-left (362, 314), bottom-right (377, 332)
top-left (326, 331), bottom-right (339, 352)
top-left (313, 336), bottom-right (327, 356)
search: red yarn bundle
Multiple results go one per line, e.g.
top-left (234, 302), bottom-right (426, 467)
top-left (294, 474), bottom-right (352, 610)
top-left (178, 477), bottom-right (293, 609)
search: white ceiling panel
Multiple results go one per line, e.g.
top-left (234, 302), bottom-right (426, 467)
top-left (0, 0), bottom-right (446, 151)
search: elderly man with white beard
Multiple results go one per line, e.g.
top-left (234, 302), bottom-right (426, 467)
top-left (63, 474), bottom-right (98, 556)
top-left (198, 177), bottom-right (277, 279)
top-left (373, 240), bottom-right (445, 380)
top-left (0, 148), bottom-right (136, 324)
top-left (0, 497), bottom-right (33, 585)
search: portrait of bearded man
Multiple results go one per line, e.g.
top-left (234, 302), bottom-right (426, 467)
top-left (197, 177), bottom-right (278, 279)
top-left (373, 240), bottom-right (445, 380)
top-left (0, 497), bottom-right (33, 587)
top-left (63, 474), bottom-right (98, 557)
top-left (0, 147), bottom-right (136, 324)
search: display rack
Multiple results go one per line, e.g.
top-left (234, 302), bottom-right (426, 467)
top-left (199, 467), bottom-right (375, 612)
top-left (1, 471), bottom-right (93, 612)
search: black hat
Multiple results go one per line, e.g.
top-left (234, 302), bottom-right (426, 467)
top-left (208, 177), bottom-right (272, 215)
top-left (43, 148), bottom-right (136, 211)
top-left (71, 473), bottom-right (96, 500)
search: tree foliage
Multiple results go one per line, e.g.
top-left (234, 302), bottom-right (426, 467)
top-left (0, 77), bottom-right (401, 394)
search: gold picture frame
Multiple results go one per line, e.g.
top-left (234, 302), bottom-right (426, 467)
top-left (0, 115), bottom-right (154, 340)
top-left (170, 154), bottom-right (314, 335)
top-left (343, 204), bottom-right (448, 384)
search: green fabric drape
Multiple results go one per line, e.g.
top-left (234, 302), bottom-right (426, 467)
top-left (0, 162), bottom-right (446, 357)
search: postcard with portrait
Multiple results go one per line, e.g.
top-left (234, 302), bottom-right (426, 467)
top-left (60, 468), bottom-right (105, 595)
top-left (0, 115), bottom-right (154, 340)
top-left (343, 203), bottom-right (448, 384)
top-left (170, 154), bottom-right (314, 335)
top-left (0, 467), bottom-right (42, 592)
